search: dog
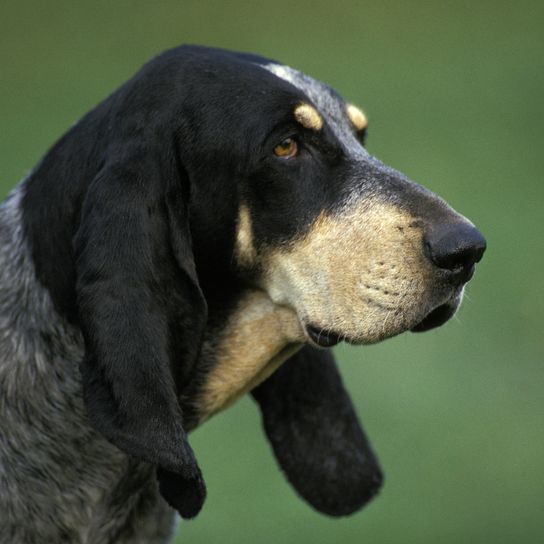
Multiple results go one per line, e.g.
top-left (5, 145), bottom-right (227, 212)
top-left (0, 45), bottom-right (486, 543)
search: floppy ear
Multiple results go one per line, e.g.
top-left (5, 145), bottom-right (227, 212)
top-left (252, 346), bottom-right (383, 516)
top-left (74, 146), bottom-right (208, 518)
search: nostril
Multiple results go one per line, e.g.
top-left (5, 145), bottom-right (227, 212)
top-left (425, 223), bottom-right (486, 276)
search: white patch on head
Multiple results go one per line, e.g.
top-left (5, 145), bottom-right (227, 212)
top-left (265, 64), bottom-right (299, 86)
top-left (263, 63), bottom-right (368, 158)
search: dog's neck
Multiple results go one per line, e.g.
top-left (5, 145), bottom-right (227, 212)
top-left (190, 289), bottom-right (305, 425)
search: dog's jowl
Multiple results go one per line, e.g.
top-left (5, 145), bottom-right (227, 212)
top-left (0, 46), bottom-right (485, 543)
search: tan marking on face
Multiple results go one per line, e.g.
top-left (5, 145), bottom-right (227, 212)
top-left (294, 103), bottom-right (323, 131)
top-left (195, 290), bottom-right (305, 423)
top-left (261, 200), bottom-right (448, 344)
top-left (346, 104), bottom-right (368, 132)
top-left (235, 205), bottom-right (257, 266)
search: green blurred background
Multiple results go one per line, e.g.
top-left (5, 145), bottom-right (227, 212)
top-left (1, 1), bottom-right (542, 542)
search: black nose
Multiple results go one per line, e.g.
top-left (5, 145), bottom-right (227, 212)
top-left (425, 223), bottom-right (486, 282)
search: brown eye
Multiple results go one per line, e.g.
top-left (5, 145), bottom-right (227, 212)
top-left (273, 137), bottom-right (298, 158)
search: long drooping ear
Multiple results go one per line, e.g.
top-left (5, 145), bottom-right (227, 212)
top-left (252, 346), bottom-right (383, 516)
top-left (74, 146), bottom-right (208, 518)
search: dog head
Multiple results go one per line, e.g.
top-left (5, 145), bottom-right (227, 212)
top-left (22, 45), bottom-right (485, 519)
top-left (163, 48), bottom-right (484, 348)
top-left (231, 59), bottom-right (485, 347)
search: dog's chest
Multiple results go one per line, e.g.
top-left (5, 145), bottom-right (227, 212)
top-left (0, 332), bottom-right (173, 543)
top-left (0, 322), bottom-right (176, 544)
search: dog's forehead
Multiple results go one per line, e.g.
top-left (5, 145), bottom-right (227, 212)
top-left (262, 62), bottom-right (367, 157)
top-left (263, 64), bottom-right (340, 113)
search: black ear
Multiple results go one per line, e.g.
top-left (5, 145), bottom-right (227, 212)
top-left (74, 146), bottom-right (208, 518)
top-left (252, 346), bottom-right (383, 516)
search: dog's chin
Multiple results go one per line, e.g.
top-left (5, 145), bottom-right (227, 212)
top-left (303, 294), bottom-right (463, 348)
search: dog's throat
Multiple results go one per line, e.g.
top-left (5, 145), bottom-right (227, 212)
top-left (194, 290), bottom-right (304, 424)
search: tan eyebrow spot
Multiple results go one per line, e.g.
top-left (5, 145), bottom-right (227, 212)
top-left (346, 104), bottom-right (368, 132)
top-left (294, 103), bottom-right (323, 131)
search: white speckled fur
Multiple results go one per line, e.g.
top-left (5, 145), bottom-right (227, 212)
top-left (0, 183), bottom-right (176, 544)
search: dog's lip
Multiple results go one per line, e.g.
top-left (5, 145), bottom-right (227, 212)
top-left (305, 325), bottom-right (344, 347)
top-left (304, 290), bottom-right (461, 344)
top-left (410, 302), bottom-right (457, 332)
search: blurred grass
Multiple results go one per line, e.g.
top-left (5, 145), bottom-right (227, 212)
top-left (1, 1), bottom-right (543, 543)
